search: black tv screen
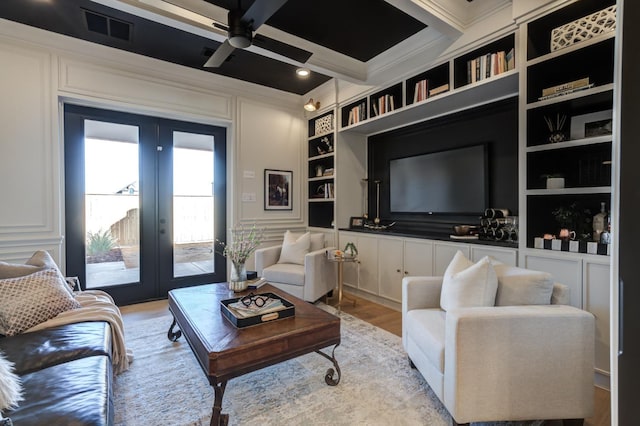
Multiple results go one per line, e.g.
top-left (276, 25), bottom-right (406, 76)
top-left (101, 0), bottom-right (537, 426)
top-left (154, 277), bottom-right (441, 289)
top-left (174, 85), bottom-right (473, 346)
top-left (389, 144), bottom-right (488, 214)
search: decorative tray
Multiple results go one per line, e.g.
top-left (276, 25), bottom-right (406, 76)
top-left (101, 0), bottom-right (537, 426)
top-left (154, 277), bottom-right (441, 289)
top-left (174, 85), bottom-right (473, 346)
top-left (220, 292), bottom-right (295, 328)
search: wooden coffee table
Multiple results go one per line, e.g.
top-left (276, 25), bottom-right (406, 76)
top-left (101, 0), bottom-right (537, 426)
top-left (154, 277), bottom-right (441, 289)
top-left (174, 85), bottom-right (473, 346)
top-left (166, 283), bottom-right (341, 426)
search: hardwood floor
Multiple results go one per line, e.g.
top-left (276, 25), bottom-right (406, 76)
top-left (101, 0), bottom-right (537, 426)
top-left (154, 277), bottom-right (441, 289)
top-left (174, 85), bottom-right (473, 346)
top-left (119, 291), bottom-right (610, 426)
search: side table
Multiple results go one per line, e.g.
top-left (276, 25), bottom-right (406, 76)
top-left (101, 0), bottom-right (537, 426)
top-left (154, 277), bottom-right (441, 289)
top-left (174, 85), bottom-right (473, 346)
top-left (328, 255), bottom-right (357, 312)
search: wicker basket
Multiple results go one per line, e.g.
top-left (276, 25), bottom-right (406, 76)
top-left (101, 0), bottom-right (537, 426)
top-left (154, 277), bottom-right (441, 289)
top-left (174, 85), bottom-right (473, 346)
top-left (314, 114), bottom-right (334, 135)
top-left (551, 6), bottom-right (616, 52)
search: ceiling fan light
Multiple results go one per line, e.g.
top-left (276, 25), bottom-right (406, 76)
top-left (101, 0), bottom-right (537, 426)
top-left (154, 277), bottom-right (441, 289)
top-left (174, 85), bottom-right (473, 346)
top-left (296, 68), bottom-right (310, 77)
top-left (304, 98), bottom-right (319, 112)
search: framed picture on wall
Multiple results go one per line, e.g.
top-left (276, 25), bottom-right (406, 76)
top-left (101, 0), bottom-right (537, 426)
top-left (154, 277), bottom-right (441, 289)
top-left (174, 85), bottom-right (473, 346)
top-left (264, 169), bottom-right (292, 210)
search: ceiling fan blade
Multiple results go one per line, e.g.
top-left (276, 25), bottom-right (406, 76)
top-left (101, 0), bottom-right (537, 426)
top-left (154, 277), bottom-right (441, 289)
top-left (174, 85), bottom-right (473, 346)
top-left (253, 33), bottom-right (312, 63)
top-left (204, 39), bottom-right (235, 67)
top-left (241, 0), bottom-right (288, 30)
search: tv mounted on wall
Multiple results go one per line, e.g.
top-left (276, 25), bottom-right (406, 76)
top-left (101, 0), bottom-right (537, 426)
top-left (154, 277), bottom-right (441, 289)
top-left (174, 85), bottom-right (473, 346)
top-left (389, 144), bottom-right (488, 214)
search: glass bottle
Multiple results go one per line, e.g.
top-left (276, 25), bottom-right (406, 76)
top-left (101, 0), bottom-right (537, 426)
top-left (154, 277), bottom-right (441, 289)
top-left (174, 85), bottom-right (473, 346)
top-left (592, 202), bottom-right (607, 242)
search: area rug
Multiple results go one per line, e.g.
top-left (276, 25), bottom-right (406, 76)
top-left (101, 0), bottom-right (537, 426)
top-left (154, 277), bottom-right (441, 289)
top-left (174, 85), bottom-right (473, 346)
top-left (113, 304), bottom-right (542, 426)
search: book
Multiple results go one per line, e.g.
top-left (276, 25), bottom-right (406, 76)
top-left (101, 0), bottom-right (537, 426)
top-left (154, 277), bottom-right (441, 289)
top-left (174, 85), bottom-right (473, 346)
top-left (227, 296), bottom-right (286, 318)
top-left (505, 48), bottom-right (515, 71)
top-left (541, 77), bottom-right (590, 97)
top-left (247, 277), bottom-right (267, 289)
top-left (429, 83), bottom-right (449, 97)
top-left (538, 83), bottom-right (594, 100)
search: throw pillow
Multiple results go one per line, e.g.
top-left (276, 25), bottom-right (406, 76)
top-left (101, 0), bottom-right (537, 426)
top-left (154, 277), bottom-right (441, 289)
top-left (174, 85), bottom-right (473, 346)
top-left (0, 351), bottom-right (22, 412)
top-left (440, 251), bottom-right (498, 311)
top-left (277, 231), bottom-right (311, 265)
top-left (494, 264), bottom-right (555, 306)
top-left (0, 269), bottom-right (81, 336)
top-left (0, 251), bottom-right (75, 294)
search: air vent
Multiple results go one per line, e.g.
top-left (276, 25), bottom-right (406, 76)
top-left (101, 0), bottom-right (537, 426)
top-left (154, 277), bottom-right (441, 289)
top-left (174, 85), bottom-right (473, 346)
top-left (83, 9), bottom-right (132, 42)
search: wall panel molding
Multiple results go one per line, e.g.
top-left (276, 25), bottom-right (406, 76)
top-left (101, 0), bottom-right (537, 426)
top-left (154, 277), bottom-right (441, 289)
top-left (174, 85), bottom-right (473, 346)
top-left (0, 41), bottom-right (59, 239)
top-left (58, 58), bottom-right (233, 121)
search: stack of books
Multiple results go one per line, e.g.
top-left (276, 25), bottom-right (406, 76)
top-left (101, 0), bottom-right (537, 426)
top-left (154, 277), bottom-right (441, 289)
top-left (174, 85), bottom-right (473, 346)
top-left (347, 102), bottom-right (367, 125)
top-left (413, 79), bottom-right (428, 103)
top-left (538, 77), bottom-right (593, 101)
top-left (372, 94), bottom-right (395, 117)
top-left (226, 295), bottom-right (286, 319)
top-left (466, 48), bottom-right (515, 84)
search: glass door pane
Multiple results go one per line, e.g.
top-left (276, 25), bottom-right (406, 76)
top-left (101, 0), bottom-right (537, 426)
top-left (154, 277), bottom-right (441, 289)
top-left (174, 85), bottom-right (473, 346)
top-left (172, 131), bottom-right (215, 278)
top-left (84, 120), bottom-right (140, 288)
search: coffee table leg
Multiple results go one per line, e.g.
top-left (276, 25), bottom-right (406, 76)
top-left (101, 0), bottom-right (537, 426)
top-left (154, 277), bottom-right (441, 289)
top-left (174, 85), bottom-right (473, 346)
top-left (167, 317), bottom-right (182, 342)
top-left (315, 343), bottom-right (341, 386)
top-left (210, 381), bottom-right (228, 426)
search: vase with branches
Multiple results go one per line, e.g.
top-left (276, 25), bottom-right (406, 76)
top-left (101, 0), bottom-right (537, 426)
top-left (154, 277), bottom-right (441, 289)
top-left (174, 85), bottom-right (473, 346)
top-left (216, 224), bottom-right (265, 291)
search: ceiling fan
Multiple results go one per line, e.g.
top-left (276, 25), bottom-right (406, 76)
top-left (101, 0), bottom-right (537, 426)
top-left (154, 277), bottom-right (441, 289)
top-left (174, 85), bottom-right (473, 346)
top-left (204, 0), bottom-right (310, 67)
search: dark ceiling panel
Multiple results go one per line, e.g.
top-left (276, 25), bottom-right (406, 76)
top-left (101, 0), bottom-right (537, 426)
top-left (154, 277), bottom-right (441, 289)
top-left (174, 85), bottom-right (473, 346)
top-left (0, 0), bottom-right (331, 94)
top-left (206, 0), bottom-right (427, 62)
top-left (268, 0), bottom-right (427, 62)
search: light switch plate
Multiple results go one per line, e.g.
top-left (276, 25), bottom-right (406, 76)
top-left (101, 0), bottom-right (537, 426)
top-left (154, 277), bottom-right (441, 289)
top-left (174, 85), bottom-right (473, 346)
top-left (243, 170), bottom-right (255, 178)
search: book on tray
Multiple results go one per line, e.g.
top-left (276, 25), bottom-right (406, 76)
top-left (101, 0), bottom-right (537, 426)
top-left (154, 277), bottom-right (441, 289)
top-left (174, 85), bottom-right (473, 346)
top-left (226, 295), bottom-right (286, 318)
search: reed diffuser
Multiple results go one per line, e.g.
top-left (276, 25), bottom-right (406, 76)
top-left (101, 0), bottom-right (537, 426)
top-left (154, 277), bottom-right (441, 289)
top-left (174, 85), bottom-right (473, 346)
top-left (544, 113), bottom-right (567, 143)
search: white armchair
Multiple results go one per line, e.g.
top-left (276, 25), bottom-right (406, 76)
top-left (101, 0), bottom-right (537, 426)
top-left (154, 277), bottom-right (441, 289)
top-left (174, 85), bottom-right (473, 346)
top-left (255, 233), bottom-right (335, 302)
top-left (402, 275), bottom-right (595, 425)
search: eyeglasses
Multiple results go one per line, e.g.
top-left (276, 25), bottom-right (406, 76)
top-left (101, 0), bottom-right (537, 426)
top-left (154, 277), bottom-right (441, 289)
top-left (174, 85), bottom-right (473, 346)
top-left (240, 293), bottom-right (270, 308)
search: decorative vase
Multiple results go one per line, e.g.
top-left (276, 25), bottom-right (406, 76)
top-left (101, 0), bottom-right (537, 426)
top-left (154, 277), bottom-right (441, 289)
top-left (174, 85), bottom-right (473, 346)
top-left (229, 261), bottom-right (248, 292)
top-left (548, 131), bottom-right (566, 143)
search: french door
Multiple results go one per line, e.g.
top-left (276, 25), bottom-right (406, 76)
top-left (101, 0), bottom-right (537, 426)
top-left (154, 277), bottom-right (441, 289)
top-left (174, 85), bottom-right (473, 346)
top-left (64, 104), bottom-right (226, 305)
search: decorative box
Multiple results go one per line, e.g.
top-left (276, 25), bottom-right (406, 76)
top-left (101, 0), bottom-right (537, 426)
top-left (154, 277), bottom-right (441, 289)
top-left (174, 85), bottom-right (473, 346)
top-left (551, 6), bottom-right (616, 52)
top-left (220, 292), bottom-right (295, 328)
top-left (314, 114), bottom-right (334, 135)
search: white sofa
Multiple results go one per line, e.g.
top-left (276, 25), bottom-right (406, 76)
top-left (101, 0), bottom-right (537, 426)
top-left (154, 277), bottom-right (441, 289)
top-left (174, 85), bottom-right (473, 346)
top-left (254, 233), bottom-right (335, 302)
top-left (402, 275), bottom-right (595, 425)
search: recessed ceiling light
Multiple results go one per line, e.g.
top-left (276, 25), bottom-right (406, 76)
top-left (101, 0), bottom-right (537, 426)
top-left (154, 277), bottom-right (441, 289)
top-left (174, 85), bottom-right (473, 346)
top-left (296, 68), bottom-right (310, 77)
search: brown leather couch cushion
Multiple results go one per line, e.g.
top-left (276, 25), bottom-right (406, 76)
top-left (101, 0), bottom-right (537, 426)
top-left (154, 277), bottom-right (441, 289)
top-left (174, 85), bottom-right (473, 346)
top-left (0, 321), bottom-right (111, 374)
top-left (5, 355), bottom-right (113, 426)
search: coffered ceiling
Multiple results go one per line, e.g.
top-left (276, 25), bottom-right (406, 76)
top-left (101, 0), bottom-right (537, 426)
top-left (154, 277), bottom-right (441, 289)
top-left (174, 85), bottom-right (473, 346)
top-left (1, 0), bottom-right (511, 95)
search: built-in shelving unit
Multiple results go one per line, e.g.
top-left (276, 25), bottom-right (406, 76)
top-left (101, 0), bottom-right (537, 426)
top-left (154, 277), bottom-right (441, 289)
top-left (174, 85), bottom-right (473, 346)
top-left (339, 33), bottom-right (517, 136)
top-left (307, 111), bottom-right (336, 229)
top-left (522, 0), bottom-right (615, 254)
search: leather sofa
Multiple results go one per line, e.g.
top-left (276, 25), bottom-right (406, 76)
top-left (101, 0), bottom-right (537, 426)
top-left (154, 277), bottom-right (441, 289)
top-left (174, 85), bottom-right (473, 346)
top-left (0, 321), bottom-right (113, 425)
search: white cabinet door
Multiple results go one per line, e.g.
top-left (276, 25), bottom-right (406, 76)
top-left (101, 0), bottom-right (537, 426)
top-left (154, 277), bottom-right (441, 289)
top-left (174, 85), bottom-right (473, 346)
top-left (522, 252), bottom-right (582, 308)
top-left (471, 246), bottom-right (517, 266)
top-left (404, 239), bottom-right (434, 277)
top-left (354, 234), bottom-right (379, 295)
top-left (434, 242), bottom-right (470, 275)
top-left (378, 238), bottom-right (404, 302)
top-left (584, 261), bottom-right (611, 378)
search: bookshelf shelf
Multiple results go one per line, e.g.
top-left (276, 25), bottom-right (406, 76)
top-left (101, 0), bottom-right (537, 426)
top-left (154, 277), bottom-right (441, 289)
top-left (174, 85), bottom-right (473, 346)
top-left (340, 70), bottom-right (518, 135)
top-left (307, 110), bottom-right (336, 229)
top-left (522, 0), bottom-right (615, 255)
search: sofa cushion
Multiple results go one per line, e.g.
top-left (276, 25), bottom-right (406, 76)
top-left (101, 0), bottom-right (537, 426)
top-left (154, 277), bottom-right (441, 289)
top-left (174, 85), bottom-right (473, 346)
top-left (263, 263), bottom-right (305, 286)
top-left (0, 350), bottom-right (23, 412)
top-left (406, 309), bottom-right (446, 373)
top-left (494, 264), bottom-right (554, 306)
top-left (0, 322), bottom-right (111, 375)
top-left (278, 231), bottom-right (310, 265)
top-left (5, 355), bottom-right (113, 426)
top-left (440, 251), bottom-right (498, 311)
top-left (0, 269), bottom-right (81, 336)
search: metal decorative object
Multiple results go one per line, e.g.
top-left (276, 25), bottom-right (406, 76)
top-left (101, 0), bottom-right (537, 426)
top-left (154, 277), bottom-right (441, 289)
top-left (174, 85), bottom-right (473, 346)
top-left (314, 114), bottom-right (334, 135)
top-left (551, 6), bottom-right (616, 52)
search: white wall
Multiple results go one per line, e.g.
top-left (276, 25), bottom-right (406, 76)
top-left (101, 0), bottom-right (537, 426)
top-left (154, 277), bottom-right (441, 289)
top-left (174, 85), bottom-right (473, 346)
top-left (0, 18), bottom-right (305, 271)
